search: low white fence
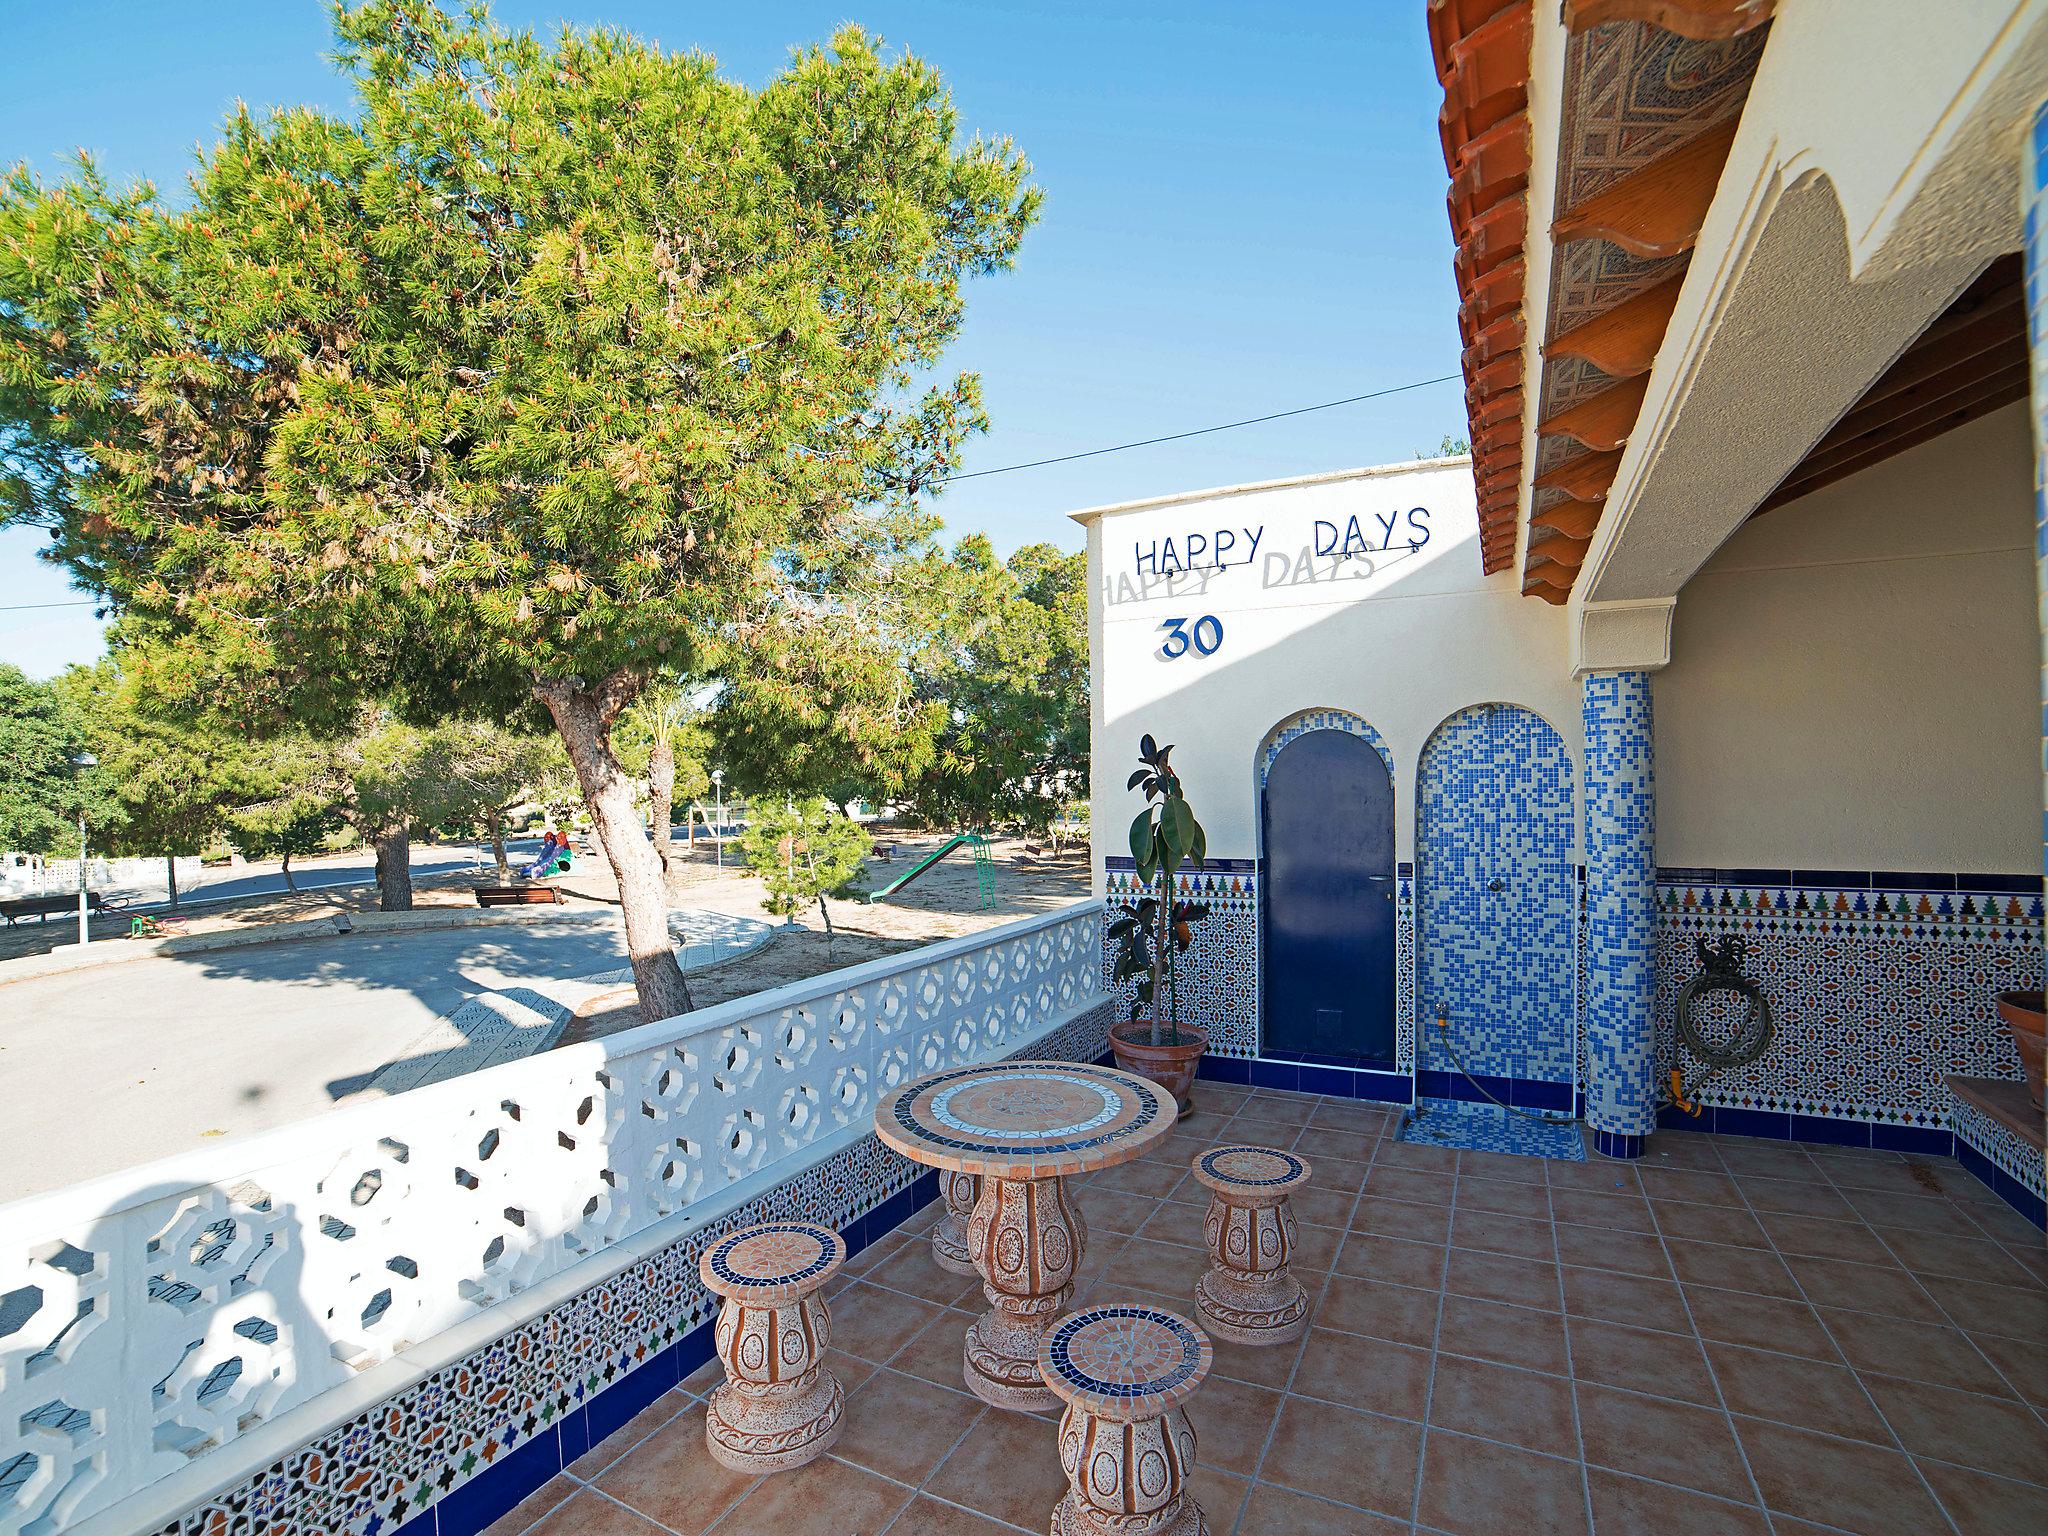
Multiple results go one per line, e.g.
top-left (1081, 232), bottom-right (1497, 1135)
top-left (0, 857), bottom-right (203, 899)
top-left (0, 900), bottom-right (1104, 1536)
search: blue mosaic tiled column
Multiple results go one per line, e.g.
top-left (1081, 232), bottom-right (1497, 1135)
top-left (2026, 98), bottom-right (2048, 1162)
top-left (1582, 671), bottom-right (1656, 1158)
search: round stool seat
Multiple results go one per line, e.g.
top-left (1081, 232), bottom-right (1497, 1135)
top-left (699, 1221), bottom-right (844, 1305)
top-left (1039, 1305), bottom-right (1212, 1421)
top-left (1190, 1145), bottom-right (1313, 1204)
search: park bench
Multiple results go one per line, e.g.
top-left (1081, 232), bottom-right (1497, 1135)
top-left (474, 884), bottom-right (564, 907)
top-left (0, 891), bottom-right (105, 926)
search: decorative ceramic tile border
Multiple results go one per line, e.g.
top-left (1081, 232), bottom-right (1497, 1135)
top-left (1653, 877), bottom-right (2041, 1128)
top-left (1950, 1093), bottom-right (2047, 1206)
top-left (155, 1004), bottom-right (1115, 1536)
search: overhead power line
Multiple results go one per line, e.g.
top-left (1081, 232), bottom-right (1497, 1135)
top-left (933, 372), bottom-right (1464, 484)
top-left (0, 598), bottom-right (100, 612)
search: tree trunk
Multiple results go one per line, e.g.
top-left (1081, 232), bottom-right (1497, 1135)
top-left (816, 891), bottom-right (835, 935)
top-left (539, 675), bottom-right (695, 1021)
top-left (166, 855), bottom-right (180, 912)
top-left (649, 737), bottom-right (675, 875)
top-left (281, 850), bottom-right (297, 893)
top-left (489, 811), bottom-right (509, 881)
top-left (373, 821), bottom-right (413, 911)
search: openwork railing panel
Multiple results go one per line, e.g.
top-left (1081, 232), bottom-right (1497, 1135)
top-left (0, 902), bottom-right (1103, 1536)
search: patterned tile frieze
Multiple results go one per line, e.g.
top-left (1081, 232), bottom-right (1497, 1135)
top-left (1583, 672), bottom-right (1657, 1142)
top-left (1950, 1093), bottom-right (2047, 1203)
top-left (153, 1003), bottom-right (1116, 1536)
top-left (1654, 878), bottom-right (2042, 1128)
top-left (1105, 862), bottom-right (1259, 1057)
top-left (1417, 704), bottom-right (1577, 1086)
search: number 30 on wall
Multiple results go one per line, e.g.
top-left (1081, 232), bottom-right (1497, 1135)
top-left (1158, 614), bottom-right (1223, 660)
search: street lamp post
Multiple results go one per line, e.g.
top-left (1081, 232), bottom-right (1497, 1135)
top-left (70, 751), bottom-right (97, 947)
top-left (711, 770), bottom-right (725, 869)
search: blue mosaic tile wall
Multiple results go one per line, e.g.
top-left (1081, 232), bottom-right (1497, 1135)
top-left (2030, 97), bottom-right (2048, 916)
top-left (1583, 672), bottom-right (1657, 1144)
top-left (1416, 704), bottom-right (1577, 1085)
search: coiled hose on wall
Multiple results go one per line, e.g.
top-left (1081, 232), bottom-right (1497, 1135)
top-left (1670, 935), bottom-right (1774, 1111)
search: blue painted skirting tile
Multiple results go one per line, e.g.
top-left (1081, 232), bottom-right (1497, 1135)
top-left (1196, 1052), bottom-right (1409, 1103)
top-left (1593, 1130), bottom-right (1645, 1160)
top-left (1247, 1058), bottom-right (1301, 1093)
top-left (1196, 1054), bottom-right (1251, 1085)
top-left (1871, 1124), bottom-right (1954, 1157)
top-left (1790, 1113), bottom-right (1872, 1149)
top-left (1708, 1107), bottom-right (1792, 1141)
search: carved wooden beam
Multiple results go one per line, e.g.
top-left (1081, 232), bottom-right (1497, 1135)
top-left (1545, 275), bottom-right (1686, 377)
top-left (1523, 579), bottom-right (1571, 606)
top-left (1529, 501), bottom-right (1603, 540)
top-left (1552, 118), bottom-right (1739, 260)
top-left (1530, 448), bottom-right (1623, 503)
top-left (1524, 556), bottom-right (1577, 589)
top-left (1527, 531), bottom-right (1591, 569)
top-left (1536, 374), bottom-right (1650, 452)
top-left (1563, 0), bottom-right (1774, 40)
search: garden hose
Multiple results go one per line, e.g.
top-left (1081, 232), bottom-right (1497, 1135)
top-left (1667, 936), bottom-right (1774, 1115)
top-left (1419, 1009), bottom-right (1577, 1127)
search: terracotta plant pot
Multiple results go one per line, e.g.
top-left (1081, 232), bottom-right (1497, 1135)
top-left (1110, 1019), bottom-right (1207, 1115)
top-left (1994, 990), bottom-right (2046, 1112)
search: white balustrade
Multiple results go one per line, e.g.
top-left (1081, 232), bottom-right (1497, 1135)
top-left (0, 900), bottom-right (1104, 1536)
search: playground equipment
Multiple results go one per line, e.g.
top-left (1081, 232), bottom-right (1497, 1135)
top-left (860, 832), bottom-right (997, 910)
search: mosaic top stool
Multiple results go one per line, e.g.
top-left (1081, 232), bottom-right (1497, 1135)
top-left (697, 1221), bottom-right (847, 1473)
top-left (1039, 1304), bottom-right (1213, 1536)
top-left (1189, 1145), bottom-right (1313, 1345)
top-left (931, 1169), bottom-right (981, 1276)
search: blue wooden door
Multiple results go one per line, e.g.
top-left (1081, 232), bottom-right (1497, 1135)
top-left (1261, 730), bottom-right (1396, 1062)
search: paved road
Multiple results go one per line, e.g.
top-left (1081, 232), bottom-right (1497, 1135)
top-left (118, 842), bottom-right (515, 911)
top-left (0, 911), bottom-right (634, 1201)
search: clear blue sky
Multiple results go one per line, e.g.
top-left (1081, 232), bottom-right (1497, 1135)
top-left (0, 0), bottom-right (1462, 677)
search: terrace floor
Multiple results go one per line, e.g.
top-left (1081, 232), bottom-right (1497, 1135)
top-left (481, 1081), bottom-right (2047, 1536)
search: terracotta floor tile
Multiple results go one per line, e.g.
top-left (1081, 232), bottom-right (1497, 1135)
top-left (1258, 1398), bottom-right (1422, 1519)
top-left (1681, 1285), bottom-right (1838, 1360)
top-left (1756, 1212), bottom-right (1895, 1264)
top-left (1820, 1306), bottom-right (2014, 1396)
top-left (1584, 1466), bottom-right (1771, 1536)
top-left (923, 1406), bottom-right (1071, 1530)
top-left (1288, 1326), bottom-right (1431, 1420)
top-left (682, 1355), bottom-right (727, 1395)
top-left (1100, 1236), bottom-right (1207, 1295)
top-left (1862, 1373), bottom-right (2048, 1475)
top-left (842, 1232), bottom-right (912, 1276)
top-left (1663, 1237), bottom-right (1797, 1297)
top-left (524, 1490), bottom-right (671, 1536)
top-left (1650, 1199), bottom-right (1772, 1250)
top-left (1185, 1372), bottom-right (1282, 1476)
top-left (1552, 1221), bottom-right (1670, 1278)
top-left (1968, 1326), bottom-right (2048, 1409)
top-left (1639, 1133), bottom-right (1726, 1169)
top-left (1916, 1460), bottom-right (2048, 1536)
top-left (1784, 1255), bottom-right (1943, 1321)
top-left (711, 1454), bottom-right (913, 1536)
top-left (1735, 1417), bottom-right (1950, 1536)
top-left (1077, 1190), bottom-right (1161, 1236)
top-left (1205, 1329), bottom-right (1307, 1391)
top-left (879, 1495), bottom-right (1024, 1536)
top-left (1287, 1185), bottom-right (1358, 1230)
top-left (1415, 1428), bottom-right (1589, 1536)
top-left (1574, 1383), bottom-right (1752, 1501)
top-left (829, 1368), bottom-right (985, 1485)
top-left (1234, 1482), bottom-right (1409, 1535)
top-left (1238, 1091), bottom-right (1319, 1124)
top-left (1818, 1155), bottom-right (1952, 1195)
top-left (829, 1283), bottom-right (950, 1364)
top-left (1706, 1341), bottom-right (1890, 1444)
top-left (1310, 1099), bottom-right (1393, 1133)
top-left (1638, 1168), bottom-right (1745, 1208)
top-left (1444, 1246), bottom-right (1560, 1310)
top-left (1335, 1230), bottom-right (1447, 1289)
top-left (1317, 1273), bottom-right (1442, 1347)
top-left (1450, 1208), bottom-right (1557, 1262)
top-left (1437, 1294), bottom-right (1569, 1374)
top-left (1135, 1201), bottom-right (1204, 1248)
top-left (1286, 1219), bottom-right (1342, 1273)
top-left (1880, 1227), bottom-right (2042, 1289)
top-left (1963, 1196), bottom-right (2048, 1246)
top-left (863, 1241), bottom-right (983, 1309)
top-left (1841, 1188), bottom-right (1988, 1239)
top-left (1290, 1126), bottom-right (1377, 1164)
top-left (1095, 1159), bottom-right (1186, 1199)
top-left (1921, 1274), bottom-right (2048, 1342)
top-left (884, 1314), bottom-right (974, 1393)
top-left (1737, 1176), bottom-right (1862, 1220)
top-left (1567, 1315), bottom-right (1717, 1404)
top-left (1428, 1353), bottom-right (1578, 1457)
top-left (1546, 1189), bottom-right (1655, 1233)
top-left (1558, 1265), bottom-right (1683, 1329)
top-left (590, 1402), bottom-right (759, 1535)
top-left (1352, 1194), bottom-right (1452, 1244)
top-left (1456, 1173), bottom-right (1548, 1215)
top-left (1186, 1465), bottom-right (1248, 1533)
top-left (1361, 1165), bottom-right (1458, 1204)
top-left (1545, 1159), bottom-right (1640, 1194)
top-left (1457, 1148), bottom-right (1552, 1185)
top-left (1715, 1143), bottom-right (1823, 1181)
top-left (479, 1474), bottom-right (578, 1536)
top-left (1371, 1137), bottom-right (1461, 1173)
top-left (565, 1392), bottom-right (687, 1478)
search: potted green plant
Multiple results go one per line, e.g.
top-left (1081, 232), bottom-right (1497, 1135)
top-left (1106, 734), bottom-right (1211, 1111)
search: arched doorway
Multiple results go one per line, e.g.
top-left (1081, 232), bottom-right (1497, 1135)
top-left (1260, 719), bottom-right (1397, 1063)
top-left (1417, 704), bottom-right (1576, 1094)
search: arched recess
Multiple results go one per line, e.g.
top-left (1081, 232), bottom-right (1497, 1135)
top-left (1257, 710), bottom-right (1400, 1066)
top-left (1416, 703), bottom-right (1577, 1094)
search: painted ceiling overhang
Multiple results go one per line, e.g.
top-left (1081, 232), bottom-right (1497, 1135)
top-left (1431, 0), bottom-right (1775, 600)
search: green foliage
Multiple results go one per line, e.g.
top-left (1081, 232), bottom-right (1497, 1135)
top-left (737, 796), bottom-right (870, 924)
top-left (1104, 735), bottom-right (1210, 1046)
top-left (613, 680), bottom-right (711, 801)
top-left (0, 663), bottom-right (104, 855)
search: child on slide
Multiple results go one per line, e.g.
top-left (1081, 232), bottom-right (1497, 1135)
top-left (520, 828), bottom-right (571, 880)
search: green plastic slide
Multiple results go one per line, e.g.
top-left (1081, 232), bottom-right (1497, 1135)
top-left (860, 833), bottom-right (979, 903)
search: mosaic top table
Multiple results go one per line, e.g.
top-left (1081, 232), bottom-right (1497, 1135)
top-left (875, 1060), bottom-right (1177, 1409)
